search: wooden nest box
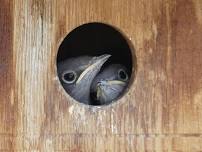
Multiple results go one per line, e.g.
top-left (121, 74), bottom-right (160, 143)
top-left (0, 0), bottom-right (202, 151)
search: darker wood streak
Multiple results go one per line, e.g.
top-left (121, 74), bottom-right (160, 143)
top-left (0, 0), bottom-right (15, 151)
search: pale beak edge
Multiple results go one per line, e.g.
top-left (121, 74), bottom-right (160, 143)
top-left (76, 54), bottom-right (111, 84)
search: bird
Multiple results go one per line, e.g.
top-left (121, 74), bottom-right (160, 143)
top-left (57, 54), bottom-right (111, 105)
top-left (91, 64), bottom-right (129, 105)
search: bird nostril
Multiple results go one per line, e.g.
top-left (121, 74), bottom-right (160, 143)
top-left (97, 82), bottom-right (102, 86)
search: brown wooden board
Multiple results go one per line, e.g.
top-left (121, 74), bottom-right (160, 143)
top-left (0, 0), bottom-right (202, 151)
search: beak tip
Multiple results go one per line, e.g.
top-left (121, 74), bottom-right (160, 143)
top-left (76, 54), bottom-right (111, 84)
top-left (97, 54), bottom-right (111, 64)
top-left (105, 54), bottom-right (111, 59)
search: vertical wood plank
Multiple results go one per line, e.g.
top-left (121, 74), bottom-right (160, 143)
top-left (0, 0), bottom-right (16, 151)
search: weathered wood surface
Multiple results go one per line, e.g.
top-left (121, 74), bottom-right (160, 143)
top-left (0, 0), bottom-right (202, 151)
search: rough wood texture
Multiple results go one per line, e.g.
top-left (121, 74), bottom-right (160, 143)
top-left (0, 0), bottom-right (202, 151)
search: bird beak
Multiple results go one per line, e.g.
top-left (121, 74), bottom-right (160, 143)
top-left (96, 80), bottom-right (126, 99)
top-left (76, 54), bottom-right (111, 84)
top-left (102, 80), bottom-right (126, 85)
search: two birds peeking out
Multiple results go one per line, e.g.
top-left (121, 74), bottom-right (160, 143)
top-left (57, 54), bottom-right (129, 105)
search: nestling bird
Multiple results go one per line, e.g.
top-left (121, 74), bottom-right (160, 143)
top-left (57, 54), bottom-right (111, 104)
top-left (91, 64), bottom-right (129, 105)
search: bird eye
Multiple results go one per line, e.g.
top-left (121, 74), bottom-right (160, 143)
top-left (62, 70), bottom-right (77, 84)
top-left (118, 69), bottom-right (128, 81)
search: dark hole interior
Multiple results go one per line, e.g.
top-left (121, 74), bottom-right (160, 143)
top-left (57, 22), bottom-right (133, 105)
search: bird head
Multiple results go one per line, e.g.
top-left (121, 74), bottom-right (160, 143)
top-left (91, 64), bottom-right (129, 105)
top-left (57, 54), bottom-right (111, 104)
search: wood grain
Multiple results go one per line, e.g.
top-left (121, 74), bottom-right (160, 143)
top-left (0, 0), bottom-right (16, 151)
top-left (0, 0), bottom-right (202, 151)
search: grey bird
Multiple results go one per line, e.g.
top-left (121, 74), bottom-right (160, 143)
top-left (91, 64), bottom-right (129, 105)
top-left (57, 54), bottom-right (111, 104)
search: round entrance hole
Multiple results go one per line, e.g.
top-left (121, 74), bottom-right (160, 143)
top-left (57, 22), bottom-right (135, 106)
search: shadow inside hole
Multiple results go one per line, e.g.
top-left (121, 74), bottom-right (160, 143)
top-left (57, 22), bottom-right (134, 105)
